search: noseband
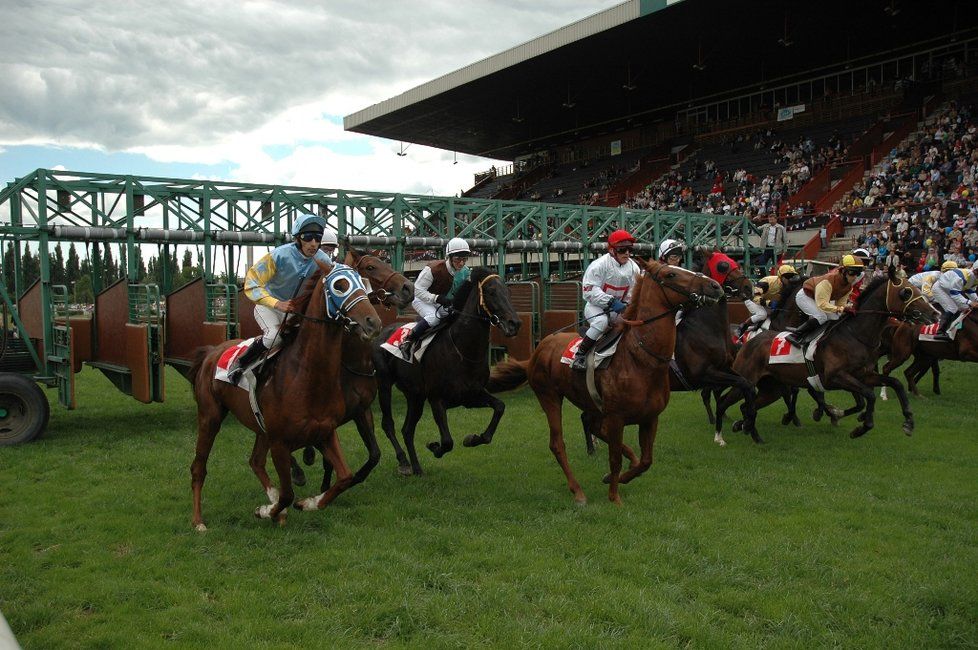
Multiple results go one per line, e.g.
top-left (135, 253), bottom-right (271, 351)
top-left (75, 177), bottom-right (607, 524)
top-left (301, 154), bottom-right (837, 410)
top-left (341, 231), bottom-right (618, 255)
top-left (477, 274), bottom-right (505, 327)
top-left (885, 278), bottom-right (929, 322)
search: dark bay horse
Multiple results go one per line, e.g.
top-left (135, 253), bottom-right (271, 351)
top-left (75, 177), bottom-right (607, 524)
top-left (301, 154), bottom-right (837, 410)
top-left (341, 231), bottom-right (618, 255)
top-left (880, 309), bottom-right (978, 396)
top-left (488, 260), bottom-right (723, 505)
top-left (189, 261), bottom-right (382, 530)
top-left (289, 249), bottom-right (415, 489)
top-left (717, 270), bottom-right (937, 440)
top-left (373, 267), bottom-right (522, 476)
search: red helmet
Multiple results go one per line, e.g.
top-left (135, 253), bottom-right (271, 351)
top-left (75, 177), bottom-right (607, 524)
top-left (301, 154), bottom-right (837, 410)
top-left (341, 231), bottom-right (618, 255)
top-left (608, 229), bottom-right (636, 250)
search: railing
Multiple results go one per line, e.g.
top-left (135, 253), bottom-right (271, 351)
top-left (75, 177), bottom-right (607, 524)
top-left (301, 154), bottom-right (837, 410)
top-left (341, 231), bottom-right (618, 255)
top-left (205, 283), bottom-right (237, 323)
top-left (128, 284), bottom-right (163, 326)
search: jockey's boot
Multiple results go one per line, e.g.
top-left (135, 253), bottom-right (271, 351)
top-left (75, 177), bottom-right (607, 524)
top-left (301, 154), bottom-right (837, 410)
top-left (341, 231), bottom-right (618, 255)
top-left (737, 319), bottom-right (753, 337)
top-left (228, 338), bottom-right (267, 385)
top-left (571, 335), bottom-right (597, 371)
top-left (785, 317), bottom-right (819, 346)
top-left (400, 319), bottom-right (431, 359)
top-left (933, 310), bottom-right (955, 341)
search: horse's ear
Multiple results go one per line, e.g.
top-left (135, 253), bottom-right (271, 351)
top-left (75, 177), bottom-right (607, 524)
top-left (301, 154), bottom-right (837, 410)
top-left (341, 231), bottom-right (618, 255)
top-left (887, 264), bottom-right (898, 281)
top-left (315, 258), bottom-right (333, 273)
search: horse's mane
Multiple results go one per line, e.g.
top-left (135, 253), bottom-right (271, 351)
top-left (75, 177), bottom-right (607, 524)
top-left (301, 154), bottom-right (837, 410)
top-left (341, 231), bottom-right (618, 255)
top-left (452, 266), bottom-right (492, 309)
top-left (277, 268), bottom-right (326, 343)
top-left (855, 275), bottom-right (889, 308)
top-left (619, 260), bottom-right (649, 322)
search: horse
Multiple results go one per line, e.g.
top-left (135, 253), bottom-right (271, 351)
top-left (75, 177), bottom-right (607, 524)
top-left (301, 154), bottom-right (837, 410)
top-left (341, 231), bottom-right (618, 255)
top-left (373, 266), bottom-right (522, 476)
top-left (288, 249), bottom-right (415, 489)
top-left (189, 261), bottom-right (382, 530)
top-left (716, 269), bottom-right (937, 440)
top-left (488, 260), bottom-right (724, 505)
top-left (880, 309), bottom-right (978, 396)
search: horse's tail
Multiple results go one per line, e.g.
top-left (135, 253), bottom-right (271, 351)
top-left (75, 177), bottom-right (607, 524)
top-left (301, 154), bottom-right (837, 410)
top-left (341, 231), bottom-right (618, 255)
top-left (487, 358), bottom-right (529, 393)
top-left (187, 345), bottom-right (213, 391)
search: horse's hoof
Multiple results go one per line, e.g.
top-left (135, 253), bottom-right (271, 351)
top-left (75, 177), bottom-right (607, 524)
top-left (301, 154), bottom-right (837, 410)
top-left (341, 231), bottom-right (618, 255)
top-left (254, 504), bottom-right (274, 519)
top-left (462, 434), bottom-right (485, 447)
top-left (303, 446), bottom-right (316, 466)
top-left (714, 434), bottom-right (727, 447)
top-left (732, 420), bottom-right (744, 432)
top-left (193, 522), bottom-right (207, 533)
top-left (849, 427), bottom-right (867, 439)
top-left (397, 465), bottom-right (413, 477)
top-left (812, 408), bottom-right (823, 422)
top-left (781, 414), bottom-right (792, 426)
top-left (574, 495), bottom-right (588, 507)
top-left (791, 416), bottom-right (801, 427)
top-left (602, 473), bottom-right (611, 485)
top-left (933, 389), bottom-right (941, 396)
top-left (751, 432), bottom-right (765, 444)
top-left (903, 421), bottom-right (914, 436)
top-left (427, 441), bottom-right (452, 458)
top-left (276, 511), bottom-right (288, 527)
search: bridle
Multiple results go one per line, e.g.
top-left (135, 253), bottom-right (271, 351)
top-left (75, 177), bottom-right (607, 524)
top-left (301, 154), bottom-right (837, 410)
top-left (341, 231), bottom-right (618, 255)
top-left (290, 271), bottom-right (371, 334)
top-left (352, 254), bottom-right (401, 305)
top-left (455, 273), bottom-right (507, 328)
top-left (884, 278), bottom-right (930, 322)
top-left (619, 263), bottom-right (718, 328)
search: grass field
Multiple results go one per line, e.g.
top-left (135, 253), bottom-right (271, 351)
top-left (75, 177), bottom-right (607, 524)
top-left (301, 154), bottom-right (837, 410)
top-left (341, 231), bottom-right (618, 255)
top-left (1, 362), bottom-right (977, 648)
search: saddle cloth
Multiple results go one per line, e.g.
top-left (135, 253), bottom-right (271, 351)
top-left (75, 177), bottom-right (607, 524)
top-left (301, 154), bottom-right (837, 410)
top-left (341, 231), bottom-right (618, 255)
top-left (215, 337), bottom-right (281, 391)
top-left (380, 322), bottom-right (438, 362)
top-left (919, 312), bottom-right (966, 342)
top-left (560, 335), bottom-right (622, 368)
top-left (768, 330), bottom-right (823, 365)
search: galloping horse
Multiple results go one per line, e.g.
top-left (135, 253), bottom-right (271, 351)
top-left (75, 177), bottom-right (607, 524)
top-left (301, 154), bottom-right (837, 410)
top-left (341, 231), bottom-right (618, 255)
top-left (881, 309), bottom-right (978, 396)
top-left (488, 260), bottom-right (723, 505)
top-left (717, 270), bottom-right (937, 440)
top-left (189, 261), bottom-right (381, 530)
top-left (289, 249), bottom-right (414, 489)
top-left (373, 267), bottom-right (521, 476)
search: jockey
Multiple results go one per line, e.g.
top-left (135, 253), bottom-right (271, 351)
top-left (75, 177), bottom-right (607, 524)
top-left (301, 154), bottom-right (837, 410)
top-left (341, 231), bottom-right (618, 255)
top-left (658, 238), bottom-right (686, 267)
top-left (400, 237), bottom-right (472, 357)
top-left (738, 263), bottom-right (798, 336)
top-left (930, 260), bottom-right (978, 340)
top-left (786, 254), bottom-right (864, 345)
top-left (319, 227), bottom-right (339, 262)
top-left (231, 213), bottom-right (333, 384)
top-left (909, 260), bottom-right (958, 301)
top-left (571, 229), bottom-right (641, 371)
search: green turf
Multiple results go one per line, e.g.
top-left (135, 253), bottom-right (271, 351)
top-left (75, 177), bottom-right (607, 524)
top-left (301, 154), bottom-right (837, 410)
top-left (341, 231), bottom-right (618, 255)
top-left (1, 362), bottom-right (976, 648)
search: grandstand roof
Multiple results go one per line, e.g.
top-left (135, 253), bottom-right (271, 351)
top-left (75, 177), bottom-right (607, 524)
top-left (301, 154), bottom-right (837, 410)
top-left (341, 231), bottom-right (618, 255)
top-left (345, 0), bottom-right (978, 161)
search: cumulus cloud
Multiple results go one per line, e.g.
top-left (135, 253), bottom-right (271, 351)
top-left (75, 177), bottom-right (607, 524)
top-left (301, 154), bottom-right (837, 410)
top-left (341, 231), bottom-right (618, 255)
top-left (0, 0), bottom-right (620, 192)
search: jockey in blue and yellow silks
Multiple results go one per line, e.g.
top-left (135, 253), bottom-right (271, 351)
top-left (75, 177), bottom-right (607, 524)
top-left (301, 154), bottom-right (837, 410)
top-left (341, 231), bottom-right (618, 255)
top-left (229, 213), bottom-right (333, 384)
top-left (930, 260), bottom-right (978, 340)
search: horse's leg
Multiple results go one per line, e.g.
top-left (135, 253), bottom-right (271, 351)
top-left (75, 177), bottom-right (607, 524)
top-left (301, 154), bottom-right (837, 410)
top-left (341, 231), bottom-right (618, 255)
top-left (297, 431), bottom-right (354, 511)
top-left (581, 411), bottom-right (596, 456)
top-left (903, 355), bottom-right (927, 396)
top-left (618, 416), bottom-right (659, 484)
top-left (460, 390), bottom-right (506, 448)
top-left (254, 441), bottom-right (294, 526)
top-left (841, 392), bottom-right (866, 419)
top-left (248, 435), bottom-right (280, 505)
top-left (190, 404), bottom-right (227, 532)
top-left (863, 373), bottom-right (916, 436)
top-left (401, 395), bottom-right (427, 476)
top-left (289, 456), bottom-right (307, 487)
top-left (808, 388), bottom-right (843, 425)
top-left (585, 421), bottom-right (639, 477)
top-left (602, 415), bottom-right (626, 505)
top-left (701, 388), bottom-right (716, 425)
top-left (931, 359), bottom-right (941, 395)
top-left (702, 370), bottom-right (758, 446)
top-left (425, 397), bottom-right (455, 458)
top-left (827, 371), bottom-right (877, 438)
top-left (378, 376), bottom-right (411, 475)
top-left (347, 409), bottom-right (381, 486)
top-left (782, 388), bottom-right (801, 427)
top-left (539, 393), bottom-right (586, 505)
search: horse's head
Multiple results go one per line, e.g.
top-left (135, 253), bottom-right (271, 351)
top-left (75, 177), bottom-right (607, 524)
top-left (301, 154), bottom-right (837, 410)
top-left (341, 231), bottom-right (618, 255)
top-left (345, 248), bottom-right (414, 309)
top-left (883, 266), bottom-right (938, 325)
top-left (463, 267), bottom-right (522, 337)
top-left (641, 259), bottom-right (725, 309)
top-left (699, 250), bottom-right (753, 301)
top-left (317, 261), bottom-right (383, 341)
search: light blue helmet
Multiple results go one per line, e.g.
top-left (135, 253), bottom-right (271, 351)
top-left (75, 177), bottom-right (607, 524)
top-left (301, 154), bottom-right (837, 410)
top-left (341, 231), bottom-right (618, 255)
top-left (291, 213), bottom-right (327, 237)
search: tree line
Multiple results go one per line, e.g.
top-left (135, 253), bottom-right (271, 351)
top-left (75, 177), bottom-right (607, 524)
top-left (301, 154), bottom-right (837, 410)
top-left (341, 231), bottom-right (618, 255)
top-left (2, 242), bottom-right (208, 303)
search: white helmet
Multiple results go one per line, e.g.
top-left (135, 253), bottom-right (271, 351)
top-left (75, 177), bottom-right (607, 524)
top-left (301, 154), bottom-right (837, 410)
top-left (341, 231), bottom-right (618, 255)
top-left (658, 238), bottom-right (686, 261)
top-left (446, 237), bottom-right (471, 257)
top-left (321, 228), bottom-right (338, 247)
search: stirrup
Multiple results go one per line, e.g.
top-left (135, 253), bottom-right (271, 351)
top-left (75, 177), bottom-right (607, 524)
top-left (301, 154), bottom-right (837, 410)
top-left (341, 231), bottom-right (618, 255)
top-left (570, 354), bottom-right (587, 371)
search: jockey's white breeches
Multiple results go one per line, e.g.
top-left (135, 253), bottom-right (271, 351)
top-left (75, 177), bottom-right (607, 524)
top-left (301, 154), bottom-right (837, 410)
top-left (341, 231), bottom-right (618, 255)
top-left (584, 302), bottom-right (621, 340)
top-left (931, 284), bottom-right (965, 313)
top-left (254, 304), bottom-right (287, 349)
top-left (744, 300), bottom-right (768, 323)
top-left (795, 290), bottom-right (840, 325)
top-left (412, 298), bottom-right (451, 326)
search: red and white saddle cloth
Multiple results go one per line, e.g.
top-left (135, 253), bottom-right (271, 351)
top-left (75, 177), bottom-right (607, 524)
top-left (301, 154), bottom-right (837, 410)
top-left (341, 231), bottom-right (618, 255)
top-left (768, 331), bottom-right (823, 365)
top-left (214, 337), bottom-right (281, 391)
top-left (559, 336), bottom-right (622, 367)
top-left (380, 322), bottom-right (437, 362)
top-left (919, 312), bottom-right (966, 342)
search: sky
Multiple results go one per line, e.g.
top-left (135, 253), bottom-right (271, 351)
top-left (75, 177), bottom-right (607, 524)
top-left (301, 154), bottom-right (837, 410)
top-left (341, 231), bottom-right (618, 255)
top-left (0, 0), bottom-right (622, 197)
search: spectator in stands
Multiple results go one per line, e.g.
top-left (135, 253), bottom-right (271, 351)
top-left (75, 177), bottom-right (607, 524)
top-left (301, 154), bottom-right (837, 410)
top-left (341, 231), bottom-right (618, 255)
top-left (754, 214), bottom-right (787, 273)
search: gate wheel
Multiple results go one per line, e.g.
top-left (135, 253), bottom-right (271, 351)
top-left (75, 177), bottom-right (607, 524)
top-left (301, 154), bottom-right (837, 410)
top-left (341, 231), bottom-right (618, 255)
top-left (0, 373), bottom-right (50, 446)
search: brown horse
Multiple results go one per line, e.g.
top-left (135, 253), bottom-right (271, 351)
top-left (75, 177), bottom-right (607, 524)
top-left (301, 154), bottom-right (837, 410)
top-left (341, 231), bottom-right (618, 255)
top-left (488, 260), bottom-right (723, 505)
top-left (189, 261), bottom-right (382, 530)
top-left (289, 249), bottom-right (415, 489)
top-left (881, 309), bottom-right (978, 396)
top-left (717, 270), bottom-right (937, 440)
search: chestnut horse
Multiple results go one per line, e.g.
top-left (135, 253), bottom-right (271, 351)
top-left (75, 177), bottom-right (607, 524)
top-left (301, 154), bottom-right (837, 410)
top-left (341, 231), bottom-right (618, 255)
top-left (880, 309), bottom-right (978, 396)
top-left (488, 260), bottom-right (723, 505)
top-left (189, 261), bottom-right (382, 530)
top-left (717, 270), bottom-right (937, 440)
top-left (373, 267), bottom-right (522, 476)
top-left (289, 249), bottom-right (415, 489)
